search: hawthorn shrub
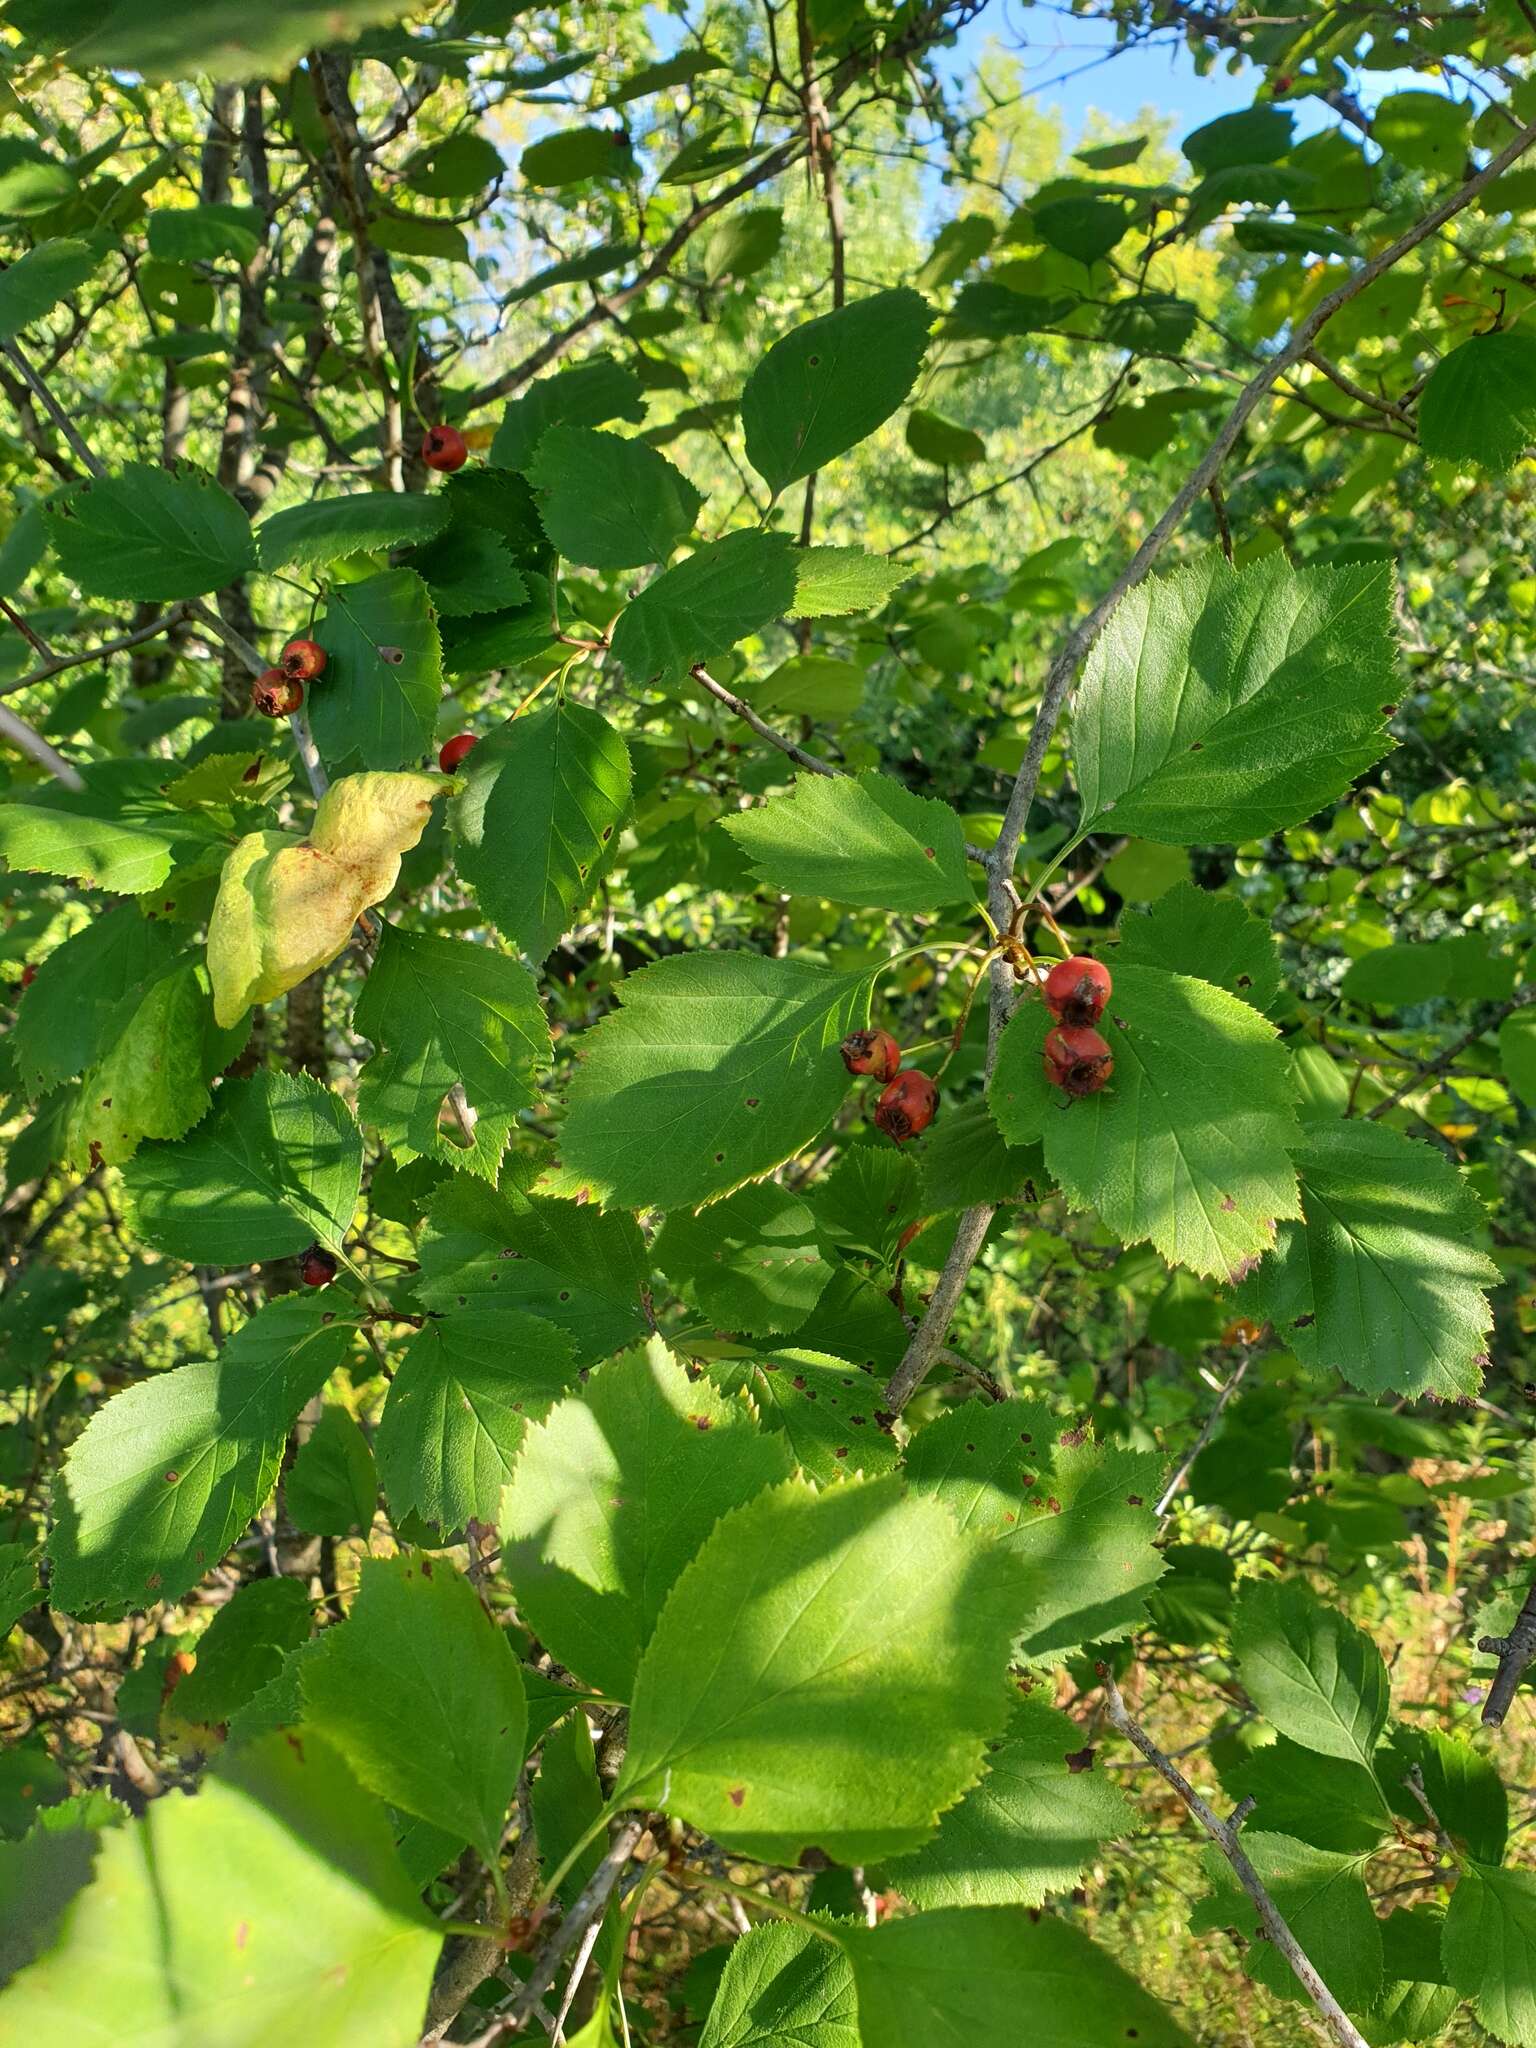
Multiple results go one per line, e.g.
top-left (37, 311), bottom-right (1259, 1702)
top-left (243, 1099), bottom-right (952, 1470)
top-left (0, 3), bottom-right (1534, 2045)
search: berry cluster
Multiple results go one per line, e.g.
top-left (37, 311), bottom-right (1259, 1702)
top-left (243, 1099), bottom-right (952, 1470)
top-left (1041, 955), bottom-right (1114, 1098)
top-left (251, 637), bottom-right (327, 718)
top-left (840, 1029), bottom-right (937, 1142)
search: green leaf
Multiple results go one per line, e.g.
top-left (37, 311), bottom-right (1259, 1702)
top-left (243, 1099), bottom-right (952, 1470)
top-left (172, 1577), bottom-right (313, 1728)
top-left (841, 1907), bottom-right (1190, 2047)
top-left (699, 1922), bottom-right (858, 2048)
top-left (906, 407), bottom-right (986, 467)
top-left (528, 424), bottom-right (701, 568)
top-left (360, 218), bottom-right (473, 275)
top-left (652, 1182), bottom-right (834, 1337)
top-left (1116, 881), bottom-right (1281, 1011)
top-left (1382, 1725), bottom-right (1507, 1864)
top-left (948, 282), bottom-right (1075, 338)
top-left (1502, 1008), bottom-right (1536, 1111)
top-left (451, 699), bottom-right (632, 963)
top-left (615, 1473), bottom-right (1024, 1860)
top-left (405, 529), bottom-right (523, 618)
top-left (1220, 1738), bottom-right (1391, 1854)
top-left (1070, 554), bottom-right (1398, 844)
top-left (402, 130), bottom-right (504, 198)
top-left (755, 652), bottom-right (866, 721)
top-left (0, 795), bottom-right (184, 895)
top-left (147, 202), bottom-right (263, 263)
top-left (7, 0), bottom-right (418, 81)
top-left (300, 1552), bottom-right (527, 1868)
top-left (741, 288), bottom-right (933, 495)
top-left (285, 1406), bottom-right (377, 1539)
top-left (374, 1308), bottom-right (577, 1533)
top-left (62, 957), bottom-right (239, 1168)
top-left (354, 922), bottom-right (549, 1170)
top-left (1418, 330), bottom-right (1536, 474)
top-left (1232, 1579), bottom-right (1391, 1770)
top-left (792, 545), bottom-right (915, 617)
top-left (10, 907), bottom-right (183, 1093)
top-left (1368, 1909), bottom-right (1458, 2046)
top-left (521, 126), bottom-right (635, 187)
top-left (610, 529), bottom-right (796, 687)
top-left (492, 359), bottom-right (646, 473)
top-left (0, 1543), bottom-right (41, 1641)
top-left (1182, 105), bottom-right (1294, 171)
top-left (0, 238), bottom-right (103, 340)
top-left (416, 1176), bottom-right (651, 1367)
top-left (918, 1100), bottom-right (1045, 1213)
top-left (1374, 90), bottom-right (1471, 175)
top-left (609, 46), bottom-right (724, 101)
top-left (48, 1296), bottom-right (355, 1615)
top-left (507, 241), bottom-right (640, 302)
top-left (873, 1690), bottom-right (1133, 1908)
top-left (1238, 1120), bottom-right (1497, 1399)
top-left (501, 1339), bottom-right (793, 1698)
top-left (44, 464), bottom-right (254, 601)
top-left (559, 951), bottom-right (879, 1211)
top-left (122, 1070), bottom-right (362, 1262)
top-left (1100, 291), bottom-right (1197, 355)
top-left (707, 1352), bottom-right (899, 1485)
top-left (721, 772), bottom-right (971, 911)
top-left (255, 491), bottom-right (449, 571)
top-left (1034, 196), bottom-right (1129, 265)
top-left (1191, 1832), bottom-right (1382, 2012)
top-left (311, 569), bottom-right (443, 772)
top-left (989, 965), bottom-right (1301, 1280)
top-left (916, 212), bottom-right (997, 288)
top-left (1443, 1862), bottom-right (1536, 2048)
top-left (703, 205), bottom-right (784, 283)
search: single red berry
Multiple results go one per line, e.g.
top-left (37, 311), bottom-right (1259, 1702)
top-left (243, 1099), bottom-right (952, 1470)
top-left (299, 1245), bottom-right (339, 1288)
top-left (281, 636), bottom-right (326, 681)
top-left (252, 668), bottom-right (304, 717)
top-left (19, 962), bottom-right (36, 989)
top-left (873, 1068), bottom-right (937, 1142)
top-left (840, 1028), bottom-right (901, 1082)
top-left (439, 732), bottom-right (478, 773)
top-left (422, 423), bottom-right (468, 472)
top-left (1043, 1024), bottom-right (1114, 1098)
top-left (1042, 955), bottom-right (1112, 1027)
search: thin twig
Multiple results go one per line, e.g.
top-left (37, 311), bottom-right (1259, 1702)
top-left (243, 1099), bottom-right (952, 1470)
top-left (0, 701), bottom-right (85, 790)
top-left (1479, 1578), bottom-right (1536, 1728)
top-left (1155, 1351), bottom-right (1253, 1519)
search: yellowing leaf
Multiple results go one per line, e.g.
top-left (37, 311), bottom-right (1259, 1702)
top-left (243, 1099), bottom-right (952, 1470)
top-left (207, 772), bottom-right (442, 1027)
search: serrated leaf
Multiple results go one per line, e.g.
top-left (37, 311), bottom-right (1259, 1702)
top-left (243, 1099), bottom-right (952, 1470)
top-left (0, 767), bottom-right (217, 896)
top-left (492, 359), bottom-right (647, 473)
top-left (610, 529), bottom-right (796, 687)
top-left (62, 958), bottom-right (240, 1168)
top-left (1232, 1579), bottom-right (1391, 1769)
top-left (500, 1339), bottom-right (795, 1698)
top-left (1182, 105), bottom-right (1295, 170)
top-left (721, 771), bottom-right (971, 910)
top-left (1369, 1909), bottom-right (1458, 2045)
top-left (0, 238), bottom-right (103, 340)
top-left (1237, 1119), bottom-right (1497, 1398)
top-left (285, 1406), bottom-right (376, 1539)
top-left (528, 424), bottom-right (701, 568)
top-left (44, 464), bottom-right (254, 600)
top-left (310, 570), bottom-right (442, 772)
top-left (1443, 1862), bottom-right (1536, 2048)
top-left (990, 965), bottom-right (1301, 1280)
top-left (255, 491), bottom-right (448, 571)
top-left (1035, 196), bottom-right (1129, 265)
top-left (653, 1182), bottom-right (833, 1337)
top-left (1116, 879), bottom-right (1281, 1011)
top-left (521, 126), bottom-right (635, 187)
top-left (699, 1922), bottom-right (858, 2048)
top-left (805, 1142), bottom-right (923, 1262)
top-left (48, 1297), bottom-right (355, 1615)
top-left (742, 288), bottom-right (933, 494)
top-left (11, 908), bottom-right (183, 1094)
top-left (703, 204), bottom-right (783, 283)
top-left (906, 407), bottom-right (986, 467)
top-left (374, 1308), bottom-right (577, 1533)
top-left (0, 1543), bottom-right (41, 1641)
top-left (1071, 554), bottom-right (1399, 844)
top-left (1191, 1832), bottom-right (1381, 2012)
top-left (416, 1175), bottom-right (649, 1365)
top-left (1099, 291), bottom-right (1197, 354)
top-left (122, 1070), bottom-right (362, 1262)
top-left (354, 922), bottom-right (549, 1170)
top-left (1418, 329), bottom-right (1536, 474)
top-left (1382, 1725), bottom-right (1507, 1864)
top-left (1219, 1738), bottom-right (1390, 1853)
top-left (172, 1577), bottom-right (313, 1729)
top-left (792, 545), bottom-right (914, 617)
top-left (918, 1100), bottom-right (1045, 1213)
top-left (559, 952), bottom-right (879, 1211)
top-left (1503, 1008), bottom-right (1536, 1111)
top-left (873, 1691), bottom-right (1133, 1908)
top-left (452, 699), bottom-right (632, 963)
top-left (405, 527), bottom-right (523, 616)
top-left (301, 1553), bottom-right (526, 1867)
top-left (0, 1733), bottom-right (439, 2044)
top-left (9, 0), bottom-right (416, 80)
top-left (841, 1907), bottom-right (1190, 2047)
top-left (707, 1352), bottom-right (898, 1484)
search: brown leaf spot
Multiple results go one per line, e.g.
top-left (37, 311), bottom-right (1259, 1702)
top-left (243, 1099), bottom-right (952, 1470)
top-left (728, 1785), bottom-right (746, 1807)
top-left (1064, 1745), bottom-right (1096, 1774)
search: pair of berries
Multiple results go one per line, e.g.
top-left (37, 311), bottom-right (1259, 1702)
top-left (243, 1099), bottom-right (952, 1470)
top-left (1041, 955), bottom-right (1114, 1097)
top-left (841, 1029), bottom-right (938, 1142)
top-left (422, 424), bottom-right (468, 472)
top-left (252, 637), bottom-right (326, 718)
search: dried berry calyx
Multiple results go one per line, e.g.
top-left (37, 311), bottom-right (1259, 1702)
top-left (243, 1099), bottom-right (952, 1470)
top-left (299, 1245), bottom-right (339, 1288)
top-left (840, 1027), bottom-right (901, 1082)
top-left (281, 637), bottom-right (326, 680)
top-left (252, 668), bottom-right (303, 717)
top-left (1043, 954), bottom-right (1112, 1027)
top-left (438, 732), bottom-right (478, 773)
top-left (874, 1067), bottom-right (938, 1141)
top-left (1043, 1023), bottom-right (1114, 1098)
top-left (422, 423), bottom-right (468, 472)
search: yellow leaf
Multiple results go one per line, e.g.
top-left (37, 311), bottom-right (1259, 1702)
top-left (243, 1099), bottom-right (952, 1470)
top-left (207, 771), bottom-right (441, 1027)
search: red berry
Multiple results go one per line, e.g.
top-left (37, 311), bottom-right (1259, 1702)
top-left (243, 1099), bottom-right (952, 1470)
top-left (281, 637), bottom-right (326, 680)
top-left (1042, 955), bottom-right (1112, 1027)
top-left (840, 1028), bottom-right (901, 1082)
top-left (252, 668), bottom-right (304, 717)
top-left (1043, 1024), bottom-right (1114, 1098)
top-left (422, 424), bottom-right (468, 472)
top-left (19, 962), bottom-right (36, 989)
top-left (438, 732), bottom-right (478, 773)
top-left (873, 1068), bottom-right (937, 1142)
top-left (299, 1245), bottom-right (339, 1288)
